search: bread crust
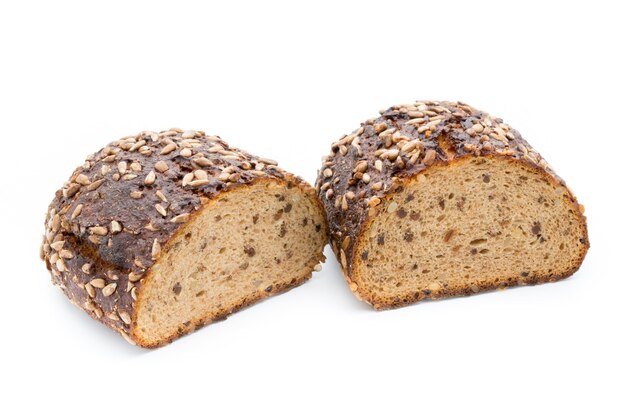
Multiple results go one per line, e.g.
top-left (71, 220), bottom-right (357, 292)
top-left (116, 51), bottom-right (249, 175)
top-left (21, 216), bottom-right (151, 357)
top-left (315, 101), bottom-right (589, 308)
top-left (41, 129), bottom-right (328, 347)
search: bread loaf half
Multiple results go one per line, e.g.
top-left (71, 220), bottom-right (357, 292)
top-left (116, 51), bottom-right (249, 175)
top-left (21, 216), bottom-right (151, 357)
top-left (316, 101), bottom-right (588, 309)
top-left (41, 129), bottom-right (328, 347)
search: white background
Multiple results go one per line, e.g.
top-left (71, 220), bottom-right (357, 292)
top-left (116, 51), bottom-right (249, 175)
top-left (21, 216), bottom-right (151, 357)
top-left (1, 1), bottom-right (624, 416)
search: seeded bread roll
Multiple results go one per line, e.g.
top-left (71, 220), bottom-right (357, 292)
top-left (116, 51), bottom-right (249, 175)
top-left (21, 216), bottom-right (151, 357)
top-left (316, 101), bottom-right (589, 309)
top-left (41, 129), bottom-right (328, 347)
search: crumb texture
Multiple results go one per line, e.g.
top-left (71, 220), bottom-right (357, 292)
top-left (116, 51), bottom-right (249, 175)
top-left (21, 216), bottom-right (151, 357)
top-left (355, 158), bottom-right (587, 307)
top-left (41, 129), bottom-right (328, 347)
top-left (135, 181), bottom-right (326, 346)
top-left (316, 100), bottom-right (588, 308)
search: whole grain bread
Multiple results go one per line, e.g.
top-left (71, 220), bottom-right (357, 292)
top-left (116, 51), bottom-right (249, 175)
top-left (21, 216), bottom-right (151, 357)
top-left (315, 101), bottom-right (589, 309)
top-left (41, 129), bottom-right (328, 347)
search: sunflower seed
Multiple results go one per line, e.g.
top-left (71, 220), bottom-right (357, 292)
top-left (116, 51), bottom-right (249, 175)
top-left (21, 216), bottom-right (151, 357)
top-left (154, 161), bottom-right (169, 173)
top-left (110, 220), bottom-right (123, 234)
top-left (193, 157), bottom-right (211, 167)
top-left (128, 271), bottom-right (143, 282)
top-left (144, 170), bottom-right (156, 185)
top-left (151, 239), bottom-right (161, 259)
top-left (89, 226), bottom-right (108, 236)
top-left (89, 278), bottom-right (106, 288)
top-left (171, 213), bottom-right (190, 223)
top-left (71, 204), bottom-right (83, 220)
top-left (423, 149), bottom-right (437, 166)
top-left (118, 310), bottom-right (132, 325)
top-left (155, 204), bottom-right (167, 217)
top-left (190, 179), bottom-right (210, 187)
top-left (182, 172), bottom-right (194, 187)
top-left (102, 283), bottom-right (117, 297)
top-left (155, 190), bottom-right (167, 202)
top-left (85, 283), bottom-right (96, 298)
top-left (86, 179), bottom-right (105, 191)
top-left (75, 174), bottom-right (91, 185)
top-left (82, 263), bottom-right (92, 274)
top-left (64, 184), bottom-right (81, 198)
top-left (194, 170), bottom-right (208, 180)
top-left (160, 143), bottom-right (177, 155)
top-left (50, 240), bottom-right (65, 251)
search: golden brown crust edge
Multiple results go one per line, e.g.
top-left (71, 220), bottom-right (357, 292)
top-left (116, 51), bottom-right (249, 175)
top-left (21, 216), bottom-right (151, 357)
top-left (315, 101), bottom-right (589, 309)
top-left (41, 129), bottom-right (329, 347)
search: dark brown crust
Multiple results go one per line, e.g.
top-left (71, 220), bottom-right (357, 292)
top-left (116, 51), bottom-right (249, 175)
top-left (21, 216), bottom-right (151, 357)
top-left (315, 101), bottom-right (589, 308)
top-left (41, 129), bottom-right (328, 347)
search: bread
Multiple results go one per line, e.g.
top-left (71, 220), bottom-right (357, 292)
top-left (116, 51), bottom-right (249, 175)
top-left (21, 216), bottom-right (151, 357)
top-left (41, 129), bottom-right (328, 347)
top-left (315, 101), bottom-right (589, 309)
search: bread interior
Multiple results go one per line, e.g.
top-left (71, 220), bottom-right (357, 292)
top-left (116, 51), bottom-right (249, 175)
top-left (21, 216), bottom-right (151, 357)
top-left (134, 180), bottom-right (326, 345)
top-left (354, 157), bottom-right (587, 306)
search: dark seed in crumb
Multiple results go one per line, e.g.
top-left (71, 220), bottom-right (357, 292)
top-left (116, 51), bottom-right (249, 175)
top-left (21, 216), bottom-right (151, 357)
top-left (284, 203), bottom-right (292, 213)
top-left (410, 211), bottom-right (420, 221)
top-left (302, 218), bottom-right (308, 226)
top-left (471, 248), bottom-right (478, 255)
top-left (265, 285), bottom-right (273, 292)
top-left (214, 215), bottom-right (222, 222)
top-left (532, 222), bottom-right (541, 235)
top-left (397, 208), bottom-right (407, 218)
top-left (274, 210), bottom-right (283, 220)
top-left (405, 194), bottom-right (415, 203)
top-left (244, 246), bottom-right (256, 257)
top-left (439, 199), bottom-right (445, 209)
top-left (173, 283), bottom-right (182, 295)
top-left (521, 271), bottom-right (529, 277)
top-left (404, 230), bottom-right (414, 242)
top-left (377, 234), bottom-right (385, 245)
top-left (361, 251), bottom-right (369, 260)
top-left (483, 174), bottom-right (490, 183)
top-left (252, 214), bottom-right (259, 224)
top-left (315, 224), bottom-right (321, 232)
top-left (279, 223), bottom-right (287, 237)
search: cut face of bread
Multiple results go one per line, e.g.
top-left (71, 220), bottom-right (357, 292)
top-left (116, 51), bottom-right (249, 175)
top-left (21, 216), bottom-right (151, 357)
top-left (353, 156), bottom-right (588, 308)
top-left (134, 179), bottom-right (326, 346)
